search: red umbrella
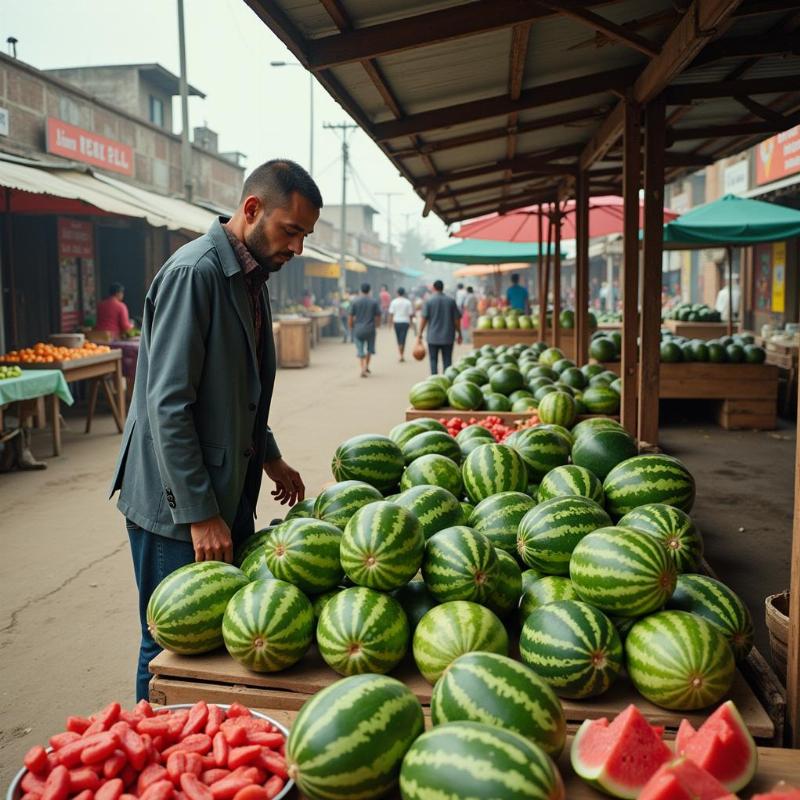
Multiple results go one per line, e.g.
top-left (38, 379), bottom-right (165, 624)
top-left (453, 195), bottom-right (678, 241)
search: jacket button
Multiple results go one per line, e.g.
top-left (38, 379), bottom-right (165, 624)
top-left (249, 403), bottom-right (256, 411)
top-left (243, 447), bottom-right (254, 458)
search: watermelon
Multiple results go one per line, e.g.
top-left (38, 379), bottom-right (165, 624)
top-left (537, 391), bottom-right (577, 427)
top-left (512, 396), bottom-right (540, 412)
top-left (391, 579), bottom-right (438, 631)
top-left (604, 455), bottom-right (696, 517)
top-left (285, 497), bottom-right (316, 520)
top-left (455, 366), bottom-right (489, 386)
top-left (535, 384), bottom-right (558, 402)
top-left (674, 701), bottom-right (758, 792)
top-left (626, 611), bottom-right (736, 710)
top-left (537, 465), bottom-right (604, 505)
top-left (461, 443), bottom-right (528, 503)
top-left (666, 574), bottom-right (754, 662)
top-left (572, 417), bottom-right (626, 441)
top-left (239, 547), bottom-right (276, 581)
top-left (430, 652), bottom-right (566, 756)
top-left (517, 496), bottom-right (612, 575)
top-left (535, 423), bottom-right (574, 445)
top-left (235, 527), bottom-right (275, 566)
top-left (540, 347), bottom-right (565, 367)
top-left (560, 366), bottom-right (588, 390)
top-left (332, 434), bottom-right (405, 492)
top-left (570, 704), bottom-right (672, 799)
top-left (286, 673), bottom-right (424, 800)
top-left (413, 601), bottom-right (509, 683)
top-left (340, 501), bottom-right (424, 591)
top-left (222, 579), bottom-right (314, 671)
top-left (393, 484), bottom-right (465, 539)
top-left (582, 363), bottom-right (606, 379)
top-left (638, 758), bottom-right (738, 800)
top-left (484, 392), bottom-right (512, 411)
top-left (316, 586), bottom-right (409, 676)
top-left (409, 417), bottom-right (448, 433)
top-left (509, 389), bottom-right (534, 403)
top-left (520, 575), bottom-right (578, 621)
top-left (505, 427), bottom-right (571, 482)
top-left (389, 421), bottom-right (431, 447)
top-left (520, 600), bottom-right (623, 698)
top-left (455, 424), bottom-right (494, 445)
top-left (590, 337), bottom-right (618, 362)
top-left (467, 490), bottom-right (536, 553)
top-left (583, 385), bottom-right (621, 414)
top-left (409, 380), bottom-right (447, 410)
top-left (427, 374), bottom-right (451, 390)
top-left (618, 503), bottom-right (704, 573)
top-left (570, 527), bottom-right (677, 617)
top-left (460, 500), bottom-right (474, 519)
top-left (311, 588), bottom-right (341, 621)
top-left (522, 567), bottom-right (543, 591)
top-left (571, 428), bottom-right (638, 480)
top-left (448, 381), bottom-right (484, 410)
top-left (486, 549), bottom-right (523, 618)
top-left (422, 526), bottom-right (499, 604)
top-left (401, 430), bottom-right (461, 464)
top-left (529, 365), bottom-right (558, 381)
top-left (400, 453), bottom-right (463, 498)
top-left (146, 562), bottom-right (249, 655)
top-left (490, 366), bottom-right (525, 394)
top-left (313, 480), bottom-right (382, 529)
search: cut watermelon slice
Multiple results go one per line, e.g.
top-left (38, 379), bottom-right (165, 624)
top-left (638, 758), bottom-right (739, 800)
top-left (751, 784), bottom-right (800, 800)
top-left (570, 704), bottom-right (672, 798)
top-left (674, 700), bottom-right (758, 792)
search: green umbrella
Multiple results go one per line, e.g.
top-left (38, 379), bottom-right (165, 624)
top-left (424, 238), bottom-right (562, 264)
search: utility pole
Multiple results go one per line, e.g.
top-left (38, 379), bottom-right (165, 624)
top-left (177, 0), bottom-right (193, 202)
top-left (308, 73), bottom-right (314, 178)
top-left (377, 192), bottom-right (401, 266)
top-left (324, 122), bottom-right (358, 298)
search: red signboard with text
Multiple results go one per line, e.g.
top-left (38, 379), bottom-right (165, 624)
top-left (756, 126), bottom-right (800, 186)
top-left (58, 218), bottom-right (95, 332)
top-left (46, 117), bottom-right (134, 176)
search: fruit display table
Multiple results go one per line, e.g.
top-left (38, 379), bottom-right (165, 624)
top-left (663, 320), bottom-right (730, 340)
top-left (304, 310), bottom-right (334, 343)
top-left (405, 408), bottom-right (618, 425)
top-left (472, 328), bottom-right (577, 357)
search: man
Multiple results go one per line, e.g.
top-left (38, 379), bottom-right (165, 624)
top-left (715, 277), bottom-right (741, 321)
top-left (506, 273), bottom-right (529, 313)
top-left (96, 282), bottom-right (135, 339)
top-left (417, 280), bottom-right (462, 374)
top-left (461, 285), bottom-right (478, 343)
top-left (350, 283), bottom-right (381, 378)
top-left (388, 286), bottom-right (414, 362)
top-left (455, 282), bottom-right (467, 313)
top-left (379, 284), bottom-right (391, 325)
top-left (110, 159), bottom-right (321, 701)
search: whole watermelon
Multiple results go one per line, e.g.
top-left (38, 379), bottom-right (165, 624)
top-left (332, 434), bottom-right (404, 492)
top-left (604, 454), bottom-right (696, 517)
top-left (486, 549), bottom-right (523, 618)
top-left (537, 465), bottom-right (604, 505)
top-left (409, 380), bottom-right (447, 410)
top-left (467, 491), bottom-right (536, 553)
top-left (571, 428), bottom-right (638, 480)
top-left (506, 427), bottom-right (571, 482)
top-left (391, 579), bottom-right (439, 631)
top-left (537, 391), bottom-right (577, 427)
top-left (461, 443), bottom-right (528, 503)
top-left (401, 431), bottom-right (462, 465)
top-left (393, 484), bottom-right (465, 539)
top-left (400, 453), bottom-right (463, 498)
top-left (313, 480), bottom-right (383, 528)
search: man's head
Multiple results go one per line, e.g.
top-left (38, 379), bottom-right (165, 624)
top-left (397, 287), bottom-right (406, 296)
top-left (457, 282), bottom-right (464, 290)
top-left (433, 280), bottom-right (444, 292)
top-left (511, 273), bottom-right (520, 285)
top-left (233, 159), bottom-right (322, 272)
top-left (467, 286), bottom-right (474, 294)
top-left (109, 282), bottom-right (125, 300)
top-left (361, 282), bottom-right (371, 294)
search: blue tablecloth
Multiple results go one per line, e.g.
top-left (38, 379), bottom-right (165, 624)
top-left (0, 369), bottom-right (74, 406)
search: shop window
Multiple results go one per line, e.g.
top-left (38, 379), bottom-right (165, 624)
top-left (149, 95), bottom-right (164, 128)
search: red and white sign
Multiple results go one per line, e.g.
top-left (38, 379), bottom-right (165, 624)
top-left (756, 126), bottom-right (800, 186)
top-left (58, 218), bottom-right (94, 259)
top-left (46, 117), bottom-right (134, 176)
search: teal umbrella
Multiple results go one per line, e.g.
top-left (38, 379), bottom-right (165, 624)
top-left (424, 238), bottom-right (561, 264)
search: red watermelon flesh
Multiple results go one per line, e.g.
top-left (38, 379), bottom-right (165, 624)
top-left (751, 784), bottom-right (800, 800)
top-left (638, 758), bottom-right (739, 800)
top-left (570, 704), bottom-right (672, 799)
top-left (674, 701), bottom-right (758, 792)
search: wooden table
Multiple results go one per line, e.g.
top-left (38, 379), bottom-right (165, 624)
top-left (663, 320), bottom-right (730, 340)
top-left (472, 328), bottom-right (579, 358)
top-left (405, 408), bottom-right (618, 426)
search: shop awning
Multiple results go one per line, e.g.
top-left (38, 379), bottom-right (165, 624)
top-left (304, 261), bottom-right (341, 279)
top-left (425, 239), bottom-right (561, 265)
top-left (452, 262), bottom-right (531, 277)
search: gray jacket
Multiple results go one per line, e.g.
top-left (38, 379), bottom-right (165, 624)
top-left (111, 217), bottom-right (281, 541)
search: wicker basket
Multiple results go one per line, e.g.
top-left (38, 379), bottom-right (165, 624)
top-left (765, 590), bottom-right (789, 684)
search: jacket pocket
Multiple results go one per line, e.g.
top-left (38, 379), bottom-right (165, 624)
top-left (200, 442), bottom-right (226, 467)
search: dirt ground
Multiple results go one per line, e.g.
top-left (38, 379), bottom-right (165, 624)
top-left (0, 329), bottom-right (795, 782)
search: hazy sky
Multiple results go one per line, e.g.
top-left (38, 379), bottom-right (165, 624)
top-left (0, 0), bottom-right (452, 250)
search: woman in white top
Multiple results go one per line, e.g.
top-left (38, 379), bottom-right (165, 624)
top-left (388, 287), bottom-right (415, 362)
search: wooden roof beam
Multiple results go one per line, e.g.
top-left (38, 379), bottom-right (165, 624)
top-left (735, 95), bottom-right (795, 127)
top-left (435, 173), bottom-right (561, 202)
top-left (668, 113), bottom-right (800, 141)
top-left (692, 33), bottom-right (800, 66)
top-left (734, 0), bottom-right (800, 16)
top-left (665, 74), bottom-right (800, 102)
top-left (444, 187), bottom-right (560, 221)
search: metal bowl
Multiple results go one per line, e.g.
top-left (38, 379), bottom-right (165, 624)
top-left (6, 704), bottom-right (293, 800)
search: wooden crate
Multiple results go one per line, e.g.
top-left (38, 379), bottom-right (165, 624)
top-left (663, 320), bottom-right (730, 340)
top-left (275, 319), bottom-right (311, 368)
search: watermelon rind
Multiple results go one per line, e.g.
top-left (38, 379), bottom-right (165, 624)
top-left (462, 442), bottom-right (528, 503)
top-left (393, 484), bottom-right (465, 540)
top-left (486, 549), bottom-right (523, 618)
top-left (519, 575), bottom-right (578, 622)
top-left (313, 480), bottom-right (384, 528)
top-left (467, 490), bottom-right (536, 553)
top-left (400, 453), bottom-right (464, 498)
top-left (604, 455), bottom-right (696, 518)
top-left (391, 579), bottom-right (439, 631)
top-left (537, 465), bottom-right (604, 505)
top-left (332, 433), bottom-right (405, 492)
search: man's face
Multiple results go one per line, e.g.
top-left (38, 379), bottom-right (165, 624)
top-left (243, 191), bottom-right (319, 272)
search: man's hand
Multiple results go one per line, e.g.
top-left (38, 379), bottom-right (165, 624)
top-left (264, 458), bottom-right (305, 507)
top-left (456, 331), bottom-right (463, 345)
top-left (190, 515), bottom-right (233, 563)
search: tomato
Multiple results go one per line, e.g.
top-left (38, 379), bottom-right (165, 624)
top-left (93, 703), bottom-right (122, 729)
top-left (24, 745), bottom-right (49, 775)
top-left (139, 779), bottom-right (175, 800)
top-left (179, 774), bottom-right (213, 800)
top-left (137, 763), bottom-right (168, 795)
top-left (21, 772), bottom-right (47, 794)
top-left (231, 787), bottom-right (268, 800)
top-left (49, 732), bottom-right (81, 751)
top-left (212, 733), bottom-right (228, 768)
top-left (220, 724), bottom-right (247, 748)
top-left (263, 776), bottom-right (284, 800)
top-left (225, 704), bottom-right (251, 719)
top-left (162, 734), bottom-right (211, 759)
top-left (42, 765), bottom-right (70, 800)
top-left (254, 753), bottom-right (286, 780)
top-left (243, 732), bottom-right (283, 749)
top-left (81, 733), bottom-right (119, 765)
top-left (55, 739), bottom-right (89, 769)
top-left (66, 717), bottom-right (92, 735)
top-left (95, 779), bottom-right (124, 800)
top-left (204, 706), bottom-right (224, 739)
top-left (138, 718), bottom-right (173, 738)
top-left (102, 751), bottom-right (127, 780)
top-left (209, 776), bottom-right (253, 800)
top-left (181, 703), bottom-right (209, 738)
top-left (71, 789), bottom-right (94, 800)
top-left (226, 746), bottom-right (260, 770)
top-left (134, 700), bottom-right (155, 718)
top-left (111, 723), bottom-right (147, 772)
top-left (201, 770), bottom-right (230, 786)
top-left (68, 767), bottom-right (102, 792)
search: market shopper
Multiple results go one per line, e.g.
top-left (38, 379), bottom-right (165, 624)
top-left (350, 282), bottom-right (381, 377)
top-left (379, 284), bottom-right (391, 325)
top-left (110, 159), bottom-right (321, 701)
top-left (95, 283), bottom-right (135, 338)
top-left (389, 286), bottom-right (414, 362)
top-left (506, 272), bottom-right (529, 312)
top-left (417, 279), bottom-right (462, 374)
top-left (461, 285), bottom-right (478, 342)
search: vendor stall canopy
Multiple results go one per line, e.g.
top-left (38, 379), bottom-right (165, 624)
top-left (425, 238), bottom-right (561, 263)
top-left (247, 0), bottom-right (800, 224)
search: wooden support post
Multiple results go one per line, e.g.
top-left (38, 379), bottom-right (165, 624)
top-left (537, 209), bottom-right (544, 328)
top-left (553, 211), bottom-right (562, 350)
top-left (638, 96), bottom-right (665, 447)
top-left (790, 390), bottom-right (800, 744)
top-left (541, 213), bottom-right (552, 343)
top-left (726, 246), bottom-right (734, 337)
top-left (621, 100), bottom-right (641, 437)
top-left (575, 171), bottom-right (590, 365)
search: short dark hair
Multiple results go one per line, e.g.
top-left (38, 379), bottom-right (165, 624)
top-left (511, 273), bottom-right (520, 284)
top-left (457, 282), bottom-right (464, 289)
top-left (240, 159), bottom-right (323, 210)
top-left (433, 280), bottom-right (444, 291)
top-left (361, 282), bottom-right (371, 293)
top-left (467, 286), bottom-right (474, 293)
top-left (397, 287), bottom-right (406, 296)
top-left (109, 282), bottom-right (124, 296)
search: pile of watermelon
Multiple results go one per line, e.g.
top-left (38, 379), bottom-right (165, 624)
top-left (409, 340), bottom-right (622, 415)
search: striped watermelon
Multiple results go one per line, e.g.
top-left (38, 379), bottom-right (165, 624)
top-left (517, 496), bottom-right (612, 575)
top-left (332, 434), bottom-right (405, 492)
top-left (458, 433), bottom-right (497, 458)
top-left (667, 574), bottom-right (754, 662)
top-left (393, 484), bottom-right (465, 539)
top-left (487, 549), bottom-right (523, 618)
top-left (460, 501), bottom-right (475, 519)
top-left (520, 600), bottom-right (623, 699)
top-left (462, 443), bottom-right (528, 503)
top-left (400, 721), bottom-right (565, 800)
top-left (391, 579), bottom-right (439, 631)
top-left (534, 423), bottom-right (574, 445)
top-left (401, 431), bottom-right (462, 464)
top-left (400, 454), bottom-right (463, 498)
top-left (413, 601), bottom-right (509, 683)
top-left (389, 420), bottom-right (431, 447)
top-left (522, 567), bottom-right (543, 591)
top-left (537, 391), bottom-right (577, 427)
top-left (146, 562), bottom-right (249, 655)
top-left (455, 424), bottom-right (494, 445)
top-left (539, 347), bottom-right (565, 367)
top-left (571, 417), bottom-right (625, 441)
top-left (571, 428), bottom-right (638, 480)
top-left (264, 518), bottom-right (343, 594)
top-left (505, 427), bottom-right (571, 482)
top-left (313, 480), bottom-right (383, 528)
top-left (239, 547), bottom-right (276, 582)
top-left (626, 610), bottom-right (736, 710)
top-left (409, 380), bottom-right (447, 410)
top-left (512, 397), bottom-right (540, 412)
top-left (617, 503), bottom-right (704, 573)
top-left (286, 673), bottom-right (424, 800)
top-left (427, 374), bottom-right (452, 391)
top-left (311, 588), bottom-right (341, 621)
top-left (604, 455), bottom-right (696, 518)
top-left (285, 497), bottom-right (316, 520)
top-left (520, 575), bottom-right (578, 622)
top-left (583, 386), bottom-right (621, 414)
top-left (340, 501), bottom-right (424, 591)
top-left (447, 381), bottom-right (484, 410)
top-left (490, 366), bottom-right (525, 394)
top-left (222, 579), bottom-right (314, 672)
top-left (570, 527), bottom-right (677, 617)
top-left (537, 465), bottom-right (604, 505)
top-left (422, 526), bottom-right (499, 604)
top-left (468, 490), bottom-right (536, 553)
top-left (430, 652), bottom-right (566, 756)
top-left (455, 367), bottom-right (489, 386)
top-left (409, 417), bottom-right (448, 433)
top-left (235, 527), bottom-right (275, 566)
top-left (610, 614), bottom-right (640, 642)
top-left (316, 586), bottom-right (410, 676)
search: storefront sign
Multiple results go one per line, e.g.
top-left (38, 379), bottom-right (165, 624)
top-left (304, 262), bottom-right (340, 279)
top-left (754, 245), bottom-right (772, 312)
top-left (756, 126), bottom-right (800, 186)
top-left (0, 106), bottom-right (8, 137)
top-left (58, 218), bottom-right (94, 259)
top-left (772, 242), bottom-right (786, 314)
top-left (58, 219), bottom-right (94, 332)
top-left (46, 117), bottom-right (134, 176)
top-left (723, 160), bottom-right (749, 195)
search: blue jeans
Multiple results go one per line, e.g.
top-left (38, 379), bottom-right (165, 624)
top-left (355, 332), bottom-right (376, 357)
top-left (429, 343), bottom-right (454, 374)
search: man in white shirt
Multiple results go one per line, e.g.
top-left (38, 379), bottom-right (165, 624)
top-left (389, 287), bottom-right (415, 362)
top-left (455, 282), bottom-right (467, 313)
top-left (715, 279), bottom-right (741, 321)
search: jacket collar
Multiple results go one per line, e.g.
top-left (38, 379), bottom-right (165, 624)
top-left (209, 216), bottom-right (242, 278)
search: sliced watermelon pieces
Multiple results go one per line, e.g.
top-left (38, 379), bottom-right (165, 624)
top-left (751, 784), bottom-right (800, 800)
top-left (570, 704), bottom-right (672, 798)
top-left (674, 700), bottom-right (758, 792)
top-left (638, 757), bottom-right (739, 800)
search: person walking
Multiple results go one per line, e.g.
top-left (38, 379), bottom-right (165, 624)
top-left (379, 284), bottom-right (391, 325)
top-left (417, 279), bottom-right (462, 374)
top-left (506, 273), bottom-right (529, 313)
top-left (461, 285), bottom-right (478, 343)
top-left (350, 283), bottom-right (381, 377)
top-left (455, 282), bottom-right (467, 314)
top-left (389, 286), bottom-right (414, 362)
top-left (110, 159), bottom-right (321, 701)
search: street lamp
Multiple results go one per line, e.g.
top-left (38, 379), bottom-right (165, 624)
top-left (269, 60), bottom-right (315, 178)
